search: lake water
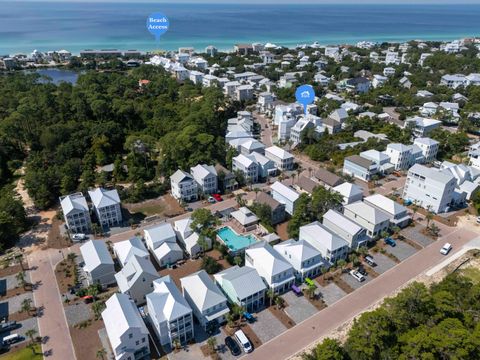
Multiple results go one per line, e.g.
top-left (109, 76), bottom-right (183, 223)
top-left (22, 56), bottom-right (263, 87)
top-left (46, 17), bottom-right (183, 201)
top-left (1, 2), bottom-right (480, 54)
top-left (31, 69), bottom-right (80, 85)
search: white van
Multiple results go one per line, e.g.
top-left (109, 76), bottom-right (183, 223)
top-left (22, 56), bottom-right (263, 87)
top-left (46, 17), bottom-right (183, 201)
top-left (2, 333), bottom-right (20, 345)
top-left (440, 243), bottom-right (452, 255)
top-left (235, 329), bottom-right (253, 353)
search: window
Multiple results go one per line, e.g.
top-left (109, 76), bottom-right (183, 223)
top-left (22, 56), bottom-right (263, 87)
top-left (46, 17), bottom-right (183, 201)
top-left (136, 340), bottom-right (139, 346)
top-left (129, 333), bottom-right (133, 339)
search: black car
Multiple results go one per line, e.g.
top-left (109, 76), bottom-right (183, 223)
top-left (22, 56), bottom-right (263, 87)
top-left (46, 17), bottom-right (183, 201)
top-left (225, 336), bottom-right (241, 356)
top-left (357, 266), bottom-right (368, 276)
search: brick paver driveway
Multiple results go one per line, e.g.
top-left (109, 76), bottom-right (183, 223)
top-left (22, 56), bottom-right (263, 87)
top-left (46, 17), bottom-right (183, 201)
top-left (248, 309), bottom-right (287, 344)
top-left (341, 272), bottom-right (372, 290)
top-left (385, 240), bottom-right (418, 261)
top-left (318, 283), bottom-right (347, 306)
top-left (245, 226), bottom-right (479, 360)
top-left (368, 253), bottom-right (396, 274)
top-left (283, 291), bottom-right (317, 324)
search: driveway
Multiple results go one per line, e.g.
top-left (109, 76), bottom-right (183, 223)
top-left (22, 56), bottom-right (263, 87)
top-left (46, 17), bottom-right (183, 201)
top-left (248, 309), bottom-right (287, 344)
top-left (385, 240), bottom-right (418, 261)
top-left (368, 253), bottom-right (396, 274)
top-left (340, 273), bottom-right (371, 290)
top-left (283, 291), bottom-right (317, 324)
top-left (401, 225), bottom-right (435, 248)
top-left (318, 283), bottom-right (347, 306)
top-left (245, 226), bottom-right (479, 360)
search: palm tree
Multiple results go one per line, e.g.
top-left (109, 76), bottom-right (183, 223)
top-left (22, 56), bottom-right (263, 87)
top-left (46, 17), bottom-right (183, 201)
top-left (67, 252), bottom-right (77, 263)
top-left (96, 348), bottom-right (107, 360)
top-left (21, 298), bottom-right (33, 314)
top-left (253, 187), bottom-right (260, 200)
top-left (207, 337), bottom-right (217, 353)
top-left (226, 313), bottom-right (235, 329)
top-left (197, 237), bottom-right (209, 258)
top-left (16, 271), bottom-right (27, 290)
top-left (336, 259), bottom-right (347, 273)
top-left (233, 256), bottom-right (242, 266)
top-left (266, 288), bottom-right (275, 307)
top-left (92, 301), bottom-right (106, 320)
top-left (232, 304), bottom-right (245, 326)
top-left (25, 329), bottom-right (37, 343)
top-left (426, 206), bottom-right (434, 227)
top-left (275, 295), bottom-right (285, 309)
top-left (172, 338), bottom-right (181, 350)
top-left (305, 283), bottom-right (317, 300)
top-left (15, 253), bottom-right (25, 271)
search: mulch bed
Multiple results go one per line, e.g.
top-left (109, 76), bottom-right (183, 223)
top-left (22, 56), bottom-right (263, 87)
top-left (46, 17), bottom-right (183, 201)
top-left (0, 264), bottom-right (25, 278)
top-left (0, 286), bottom-right (30, 300)
top-left (268, 306), bottom-right (295, 329)
top-left (9, 310), bottom-right (34, 322)
top-left (398, 236), bottom-right (423, 250)
top-left (200, 344), bottom-right (221, 360)
top-left (55, 260), bottom-right (77, 294)
top-left (363, 265), bottom-right (380, 278)
top-left (304, 294), bottom-right (328, 311)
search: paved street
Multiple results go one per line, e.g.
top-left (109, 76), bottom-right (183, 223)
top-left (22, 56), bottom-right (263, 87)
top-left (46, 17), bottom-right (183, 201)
top-left (28, 248), bottom-right (77, 360)
top-left (245, 226), bottom-right (480, 360)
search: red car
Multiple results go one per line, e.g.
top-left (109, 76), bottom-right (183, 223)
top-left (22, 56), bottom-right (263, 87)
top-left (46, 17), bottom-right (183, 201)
top-left (212, 194), bottom-right (223, 201)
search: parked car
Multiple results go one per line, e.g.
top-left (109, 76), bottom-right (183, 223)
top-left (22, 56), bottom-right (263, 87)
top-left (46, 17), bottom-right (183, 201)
top-left (291, 284), bottom-right (302, 296)
top-left (72, 233), bottom-right (86, 241)
top-left (212, 193), bottom-right (223, 202)
top-left (207, 196), bottom-right (216, 203)
top-left (349, 269), bottom-right (365, 282)
top-left (364, 255), bottom-right (376, 267)
top-left (235, 329), bottom-right (253, 353)
top-left (243, 311), bottom-right (255, 323)
top-left (357, 266), bottom-right (368, 276)
top-left (476, 216), bottom-right (480, 224)
top-left (384, 237), bottom-right (396, 247)
top-left (0, 321), bottom-right (16, 333)
top-left (440, 243), bottom-right (452, 255)
top-left (2, 333), bottom-right (21, 346)
top-left (225, 336), bottom-right (241, 356)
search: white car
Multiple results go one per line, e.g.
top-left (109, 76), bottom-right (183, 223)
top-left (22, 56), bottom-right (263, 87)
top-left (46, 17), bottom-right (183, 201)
top-left (349, 269), bottom-right (365, 282)
top-left (440, 243), bottom-right (452, 255)
top-left (72, 233), bottom-right (86, 241)
top-left (476, 216), bottom-right (480, 224)
top-left (207, 196), bottom-right (216, 203)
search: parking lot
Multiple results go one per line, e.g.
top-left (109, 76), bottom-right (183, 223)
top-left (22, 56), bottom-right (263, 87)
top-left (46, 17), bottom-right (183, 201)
top-left (283, 291), bottom-right (317, 324)
top-left (318, 283), bottom-right (347, 306)
top-left (384, 240), bottom-right (418, 261)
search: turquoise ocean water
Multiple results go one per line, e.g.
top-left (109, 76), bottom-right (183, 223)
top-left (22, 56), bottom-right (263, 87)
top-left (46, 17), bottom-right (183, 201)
top-left (1, 2), bottom-right (480, 54)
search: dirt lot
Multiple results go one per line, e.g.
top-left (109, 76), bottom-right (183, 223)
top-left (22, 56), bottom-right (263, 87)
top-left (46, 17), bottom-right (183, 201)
top-left (275, 222), bottom-right (289, 241)
top-left (70, 319), bottom-right (104, 360)
top-left (47, 216), bottom-right (71, 249)
top-left (124, 194), bottom-right (185, 220)
top-left (0, 264), bottom-right (25, 278)
top-left (55, 259), bottom-right (77, 294)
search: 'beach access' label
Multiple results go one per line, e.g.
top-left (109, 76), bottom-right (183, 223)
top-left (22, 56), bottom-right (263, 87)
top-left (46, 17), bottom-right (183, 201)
top-left (147, 13), bottom-right (169, 41)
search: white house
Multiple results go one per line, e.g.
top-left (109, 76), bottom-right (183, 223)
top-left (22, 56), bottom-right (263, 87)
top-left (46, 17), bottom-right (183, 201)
top-left (404, 116), bottom-right (442, 137)
top-left (190, 164), bottom-right (218, 195)
top-left (402, 164), bottom-right (457, 213)
top-left (343, 202), bottom-right (391, 239)
top-left (245, 242), bottom-right (295, 294)
top-left (88, 187), bottom-right (122, 228)
top-left (271, 181), bottom-right (300, 215)
top-left (170, 170), bottom-right (198, 203)
top-left (333, 182), bottom-right (364, 205)
top-left (364, 194), bottom-right (411, 228)
top-left (299, 221), bottom-right (349, 264)
top-left (113, 236), bottom-right (150, 267)
top-left (232, 154), bottom-right (259, 183)
top-left (214, 266), bottom-right (267, 312)
top-left (144, 223), bottom-right (183, 267)
top-left (102, 293), bottom-right (150, 360)
top-left (174, 217), bottom-right (212, 258)
top-left (80, 240), bottom-right (116, 286)
top-left (181, 270), bottom-right (229, 330)
top-left (60, 192), bottom-right (91, 234)
top-left (322, 209), bottom-right (368, 250)
top-left (413, 137), bottom-right (439, 163)
top-left (440, 74), bottom-right (468, 89)
top-left (265, 146), bottom-right (294, 171)
top-left (115, 255), bottom-right (160, 305)
top-left (146, 276), bottom-right (194, 347)
top-left (372, 74), bottom-right (388, 88)
top-left (274, 240), bottom-right (324, 281)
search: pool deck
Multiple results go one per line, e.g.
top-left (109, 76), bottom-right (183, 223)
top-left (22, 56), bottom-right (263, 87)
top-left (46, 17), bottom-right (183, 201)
top-left (217, 224), bottom-right (259, 252)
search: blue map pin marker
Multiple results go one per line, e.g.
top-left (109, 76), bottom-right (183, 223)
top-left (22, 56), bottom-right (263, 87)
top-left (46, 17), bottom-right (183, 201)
top-left (295, 85), bottom-right (316, 114)
top-left (147, 13), bottom-right (169, 41)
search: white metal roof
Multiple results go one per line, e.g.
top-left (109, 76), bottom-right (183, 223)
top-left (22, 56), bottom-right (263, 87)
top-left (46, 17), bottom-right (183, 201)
top-left (364, 194), bottom-right (408, 217)
top-left (344, 202), bottom-right (390, 224)
top-left (88, 188), bottom-right (120, 209)
top-left (60, 192), bottom-right (88, 216)
top-left (180, 270), bottom-right (226, 312)
top-left (246, 241), bottom-right (293, 278)
top-left (271, 181), bottom-right (300, 203)
top-left (147, 276), bottom-right (192, 322)
top-left (113, 237), bottom-right (149, 266)
top-left (265, 145), bottom-right (294, 160)
top-left (80, 240), bottom-right (113, 272)
top-left (214, 266), bottom-right (267, 300)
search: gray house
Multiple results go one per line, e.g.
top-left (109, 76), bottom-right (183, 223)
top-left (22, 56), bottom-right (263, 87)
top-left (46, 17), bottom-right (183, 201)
top-left (343, 155), bottom-right (378, 181)
top-left (60, 192), bottom-right (91, 234)
top-left (254, 192), bottom-right (286, 225)
top-left (88, 187), bottom-right (123, 228)
top-left (343, 202), bottom-right (390, 239)
top-left (80, 240), bottom-right (116, 286)
top-left (322, 209), bottom-right (368, 250)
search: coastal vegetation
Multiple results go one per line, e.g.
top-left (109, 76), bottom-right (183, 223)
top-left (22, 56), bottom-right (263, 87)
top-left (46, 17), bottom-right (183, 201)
top-left (302, 273), bottom-right (480, 360)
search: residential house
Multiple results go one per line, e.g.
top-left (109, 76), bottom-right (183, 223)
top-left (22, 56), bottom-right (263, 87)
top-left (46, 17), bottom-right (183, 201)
top-left (295, 176), bottom-right (319, 195)
top-left (102, 293), bottom-right (150, 360)
top-left (181, 270), bottom-right (229, 330)
top-left (372, 74), bottom-right (388, 88)
top-left (299, 221), bottom-right (349, 264)
top-left (257, 92), bottom-right (276, 113)
top-left (402, 164), bottom-right (457, 213)
top-left (271, 181), bottom-right (300, 215)
top-left (245, 242), bottom-right (295, 294)
top-left (440, 74), bottom-right (468, 89)
top-left (343, 155), bottom-right (378, 181)
top-left (343, 202), bottom-right (390, 239)
top-left (144, 223), bottom-right (184, 267)
top-left (80, 240), bottom-right (116, 286)
top-left (314, 168), bottom-right (344, 189)
top-left (333, 182), bottom-right (364, 205)
top-left (265, 146), bottom-right (295, 171)
top-left (254, 192), bottom-right (286, 225)
top-left (249, 152), bottom-right (276, 179)
top-left (364, 194), bottom-right (411, 228)
top-left (115, 255), bottom-right (160, 305)
top-left (322, 117), bottom-right (342, 134)
top-left (88, 187), bottom-right (122, 228)
top-left (232, 154), bottom-right (259, 183)
top-left (322, 210), bottom-right (368, 250)
top-left (214, 266), bottom-right (267, 312)
top-left (174, 217), bottom-right (212, 258)
top-left (146, 276), bottom-right (194, 347)
top-left (231, 207), bottom-right (259, 232)
top-left (277, 116), bottom-right (297, 141)
top-left (170, 170), bottom-right (198, 203)
top-left (274, 240), bottom-right (324, 281)
top-left (215, 164), bottom-right (238, 193)
top-left (413, 137), bottom-right (439, 163)
top-left (384, 143), bottom-right (420, 170)
top-left (404, 116), bottom-right (442, 137)
top-left (60, 192), bottom-right (91, 234)
top-left (400, 76), bottom-right (412, 89)
top-left (235, 85), bottom-right (254, 101)
top-left (190, 164), bottom-right (218, 195)
top-left (113, 237), bottom-right (149, 267)
top-left (229, 138), bottom-right (266, 156)
top-left (359, 150), bottom-right (395, 175)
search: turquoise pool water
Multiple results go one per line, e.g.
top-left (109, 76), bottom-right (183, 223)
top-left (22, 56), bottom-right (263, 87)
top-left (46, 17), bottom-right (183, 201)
top-left (217, 227), bottom-right (257, 252)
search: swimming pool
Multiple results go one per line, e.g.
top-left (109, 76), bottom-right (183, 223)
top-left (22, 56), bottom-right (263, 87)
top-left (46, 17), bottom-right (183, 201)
top-left (217, 226), bottom-right (258, 252)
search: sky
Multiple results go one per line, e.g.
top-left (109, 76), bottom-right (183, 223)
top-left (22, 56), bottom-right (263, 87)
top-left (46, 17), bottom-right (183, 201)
top-left (6, 0), bottom-right (480, 3)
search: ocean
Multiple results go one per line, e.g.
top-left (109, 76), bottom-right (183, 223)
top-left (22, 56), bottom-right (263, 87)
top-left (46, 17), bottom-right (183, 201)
top-left (1, 2), bottom-right (480, 54)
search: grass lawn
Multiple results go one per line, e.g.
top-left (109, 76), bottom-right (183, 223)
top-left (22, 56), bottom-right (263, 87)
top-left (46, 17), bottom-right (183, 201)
top-left (133, 203), bottom-right (165, 216)
top-left (461, 266), bottom-right (480, 284)
top-left (0, 345), bottom-right (43, 360)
